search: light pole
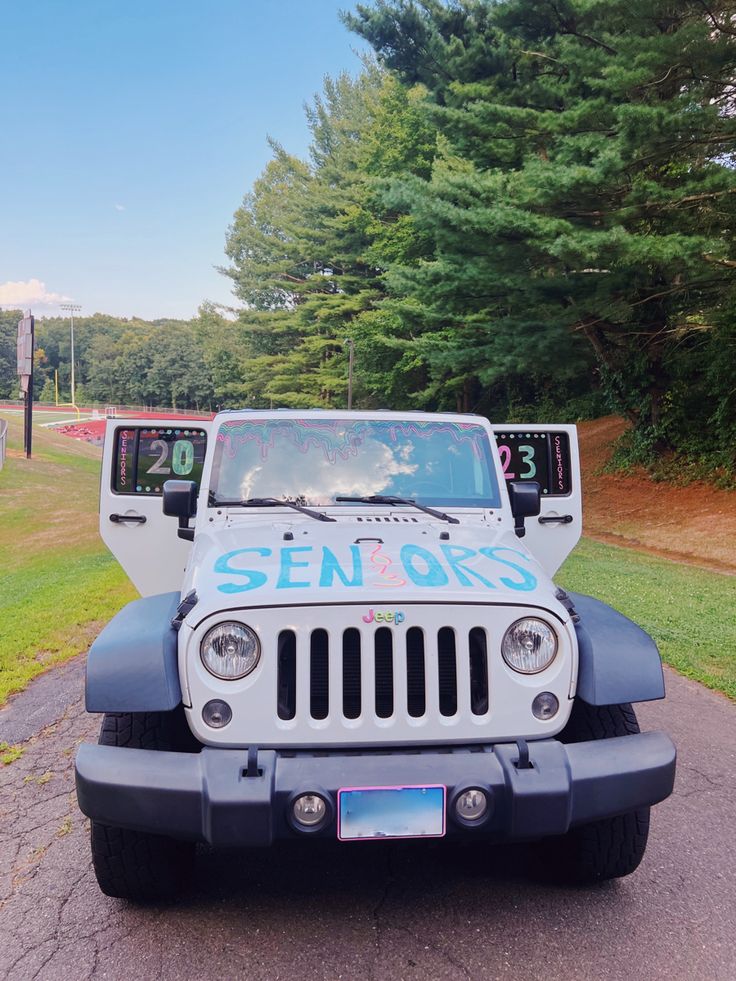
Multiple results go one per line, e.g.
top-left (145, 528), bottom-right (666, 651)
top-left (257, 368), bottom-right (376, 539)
top-left (344, 337), bottom-right (355, 410)
top-left (60, 303), bottom-right (81, 404)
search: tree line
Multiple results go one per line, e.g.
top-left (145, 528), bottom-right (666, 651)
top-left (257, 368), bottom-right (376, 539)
top-left (1, 0), bottom-right (734, 479)
top-left (0, 310), bottom-right (217, 410)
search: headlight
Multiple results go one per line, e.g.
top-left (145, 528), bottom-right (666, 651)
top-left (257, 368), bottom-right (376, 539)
top-left (200, 622), bottom-right (260, 680)
top-left (501, 618), bottom-right (558, 674)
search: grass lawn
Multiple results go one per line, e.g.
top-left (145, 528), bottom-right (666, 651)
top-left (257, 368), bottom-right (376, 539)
top-left (558, 538), bottom-right (736, 701)
top-left (0, 412), bottom-right (135, 704)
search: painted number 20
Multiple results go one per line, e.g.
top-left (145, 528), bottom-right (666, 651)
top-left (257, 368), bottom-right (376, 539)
top-left (498, 444), bottom-right (537, 480)
top-left (147, 439), bottom-right (195, 476)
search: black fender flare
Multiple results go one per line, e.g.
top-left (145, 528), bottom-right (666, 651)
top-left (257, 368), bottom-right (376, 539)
top-left (86, 592), bottom-right (182, 713)
top-left (569, 592), bottom-right (665, 706)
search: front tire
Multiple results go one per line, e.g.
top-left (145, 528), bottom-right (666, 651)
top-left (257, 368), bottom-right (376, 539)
top-left (90, 710), bottom-right (197, 902)
top-left (539, 701), bottom-right (650, 885)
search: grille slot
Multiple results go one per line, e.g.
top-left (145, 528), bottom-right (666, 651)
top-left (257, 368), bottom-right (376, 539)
top-left (310, 629), bottom-right (329, 720)
top-left (469, 627), bottom-right (489, 715)
top-left (437, 627), bottom-right (458, 716)
top-left (277, 630), bottom-right (296, 721)
top-left (342, 628), bottom-right (362, 719)
top-left (374, 627), bottom-right (394, 718)
top-left (406, 628), bottom-right (426, 718)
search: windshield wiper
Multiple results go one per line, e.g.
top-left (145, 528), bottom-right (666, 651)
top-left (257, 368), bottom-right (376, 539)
top-left (209, 495), bottom-right (335, 522)
top-left (335, 495), bottom-right (459, 524)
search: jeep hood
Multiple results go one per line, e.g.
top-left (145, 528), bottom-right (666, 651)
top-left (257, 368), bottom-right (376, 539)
top-left (182, 519), bottom-right (566, 625)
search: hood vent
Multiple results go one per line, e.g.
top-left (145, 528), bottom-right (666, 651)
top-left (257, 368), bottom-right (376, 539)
top-left (356, 515), bottom-right (419, 523)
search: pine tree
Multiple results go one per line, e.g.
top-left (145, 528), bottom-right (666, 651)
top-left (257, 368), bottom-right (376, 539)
top-left (348, 0), bottom-right (736, 443)
top-left (222, 68), bottom-right (437, 408)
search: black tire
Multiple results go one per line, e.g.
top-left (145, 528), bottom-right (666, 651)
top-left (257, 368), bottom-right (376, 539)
top-left (98, 707), bottom-right (200, 754)
top-left (90, 709), bottom-right (197, 902)
top-left (538, 701), bottom-right (650, 885)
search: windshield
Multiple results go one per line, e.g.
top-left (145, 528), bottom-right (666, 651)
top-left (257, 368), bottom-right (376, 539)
top-left (210, 418), bottom-right (501, 509)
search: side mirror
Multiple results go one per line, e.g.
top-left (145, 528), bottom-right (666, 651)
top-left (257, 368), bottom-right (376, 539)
top-left (163, 480), bottom-right (198, 541)
top-left (507, 480), bottom-right (541, 538)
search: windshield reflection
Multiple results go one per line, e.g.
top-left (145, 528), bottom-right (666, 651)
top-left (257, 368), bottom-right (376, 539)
top-left (211, 419), bottom-right (500, 508)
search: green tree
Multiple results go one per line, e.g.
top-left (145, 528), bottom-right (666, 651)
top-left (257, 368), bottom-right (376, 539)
top-left (223, 68), bottom-right (438, 409)
top-left (85, 333), bottom-right (124, 404)
top-left (38, 377), bottom-right (56, 403)
top-left (192, 303), bottom-right (244, 408)
top-left (348, 0), bottom-right (736, 447)
top-left (0, 310), bottom-right (22, 398)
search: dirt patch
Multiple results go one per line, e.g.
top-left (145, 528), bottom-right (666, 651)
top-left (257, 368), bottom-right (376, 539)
top-left (579, 417), bottom-right (736, 574)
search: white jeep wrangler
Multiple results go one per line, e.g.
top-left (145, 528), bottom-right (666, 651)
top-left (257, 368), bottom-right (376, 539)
top-left (75, 410), bottom-right (676, 900)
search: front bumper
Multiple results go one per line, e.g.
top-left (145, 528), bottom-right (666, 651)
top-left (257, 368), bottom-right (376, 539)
top-left (75, 732), bottom-right (676, 846)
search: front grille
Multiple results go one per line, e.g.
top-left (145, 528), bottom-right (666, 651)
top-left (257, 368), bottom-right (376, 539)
top-left (276, 625), bottom-right (491, 723)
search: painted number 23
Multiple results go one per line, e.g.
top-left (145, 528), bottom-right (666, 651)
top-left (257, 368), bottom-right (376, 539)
top-left (498, 444), bottom-right (537, 480)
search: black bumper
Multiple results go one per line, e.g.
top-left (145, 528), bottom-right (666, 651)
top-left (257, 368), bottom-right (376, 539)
top-left (75, 732), bottom-right (676, 847)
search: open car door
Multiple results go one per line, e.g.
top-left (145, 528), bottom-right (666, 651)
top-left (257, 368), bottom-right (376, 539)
top-left (99, 418), bottom-right (211, 596)
top-left (491, 424), bottom-right (582, 577)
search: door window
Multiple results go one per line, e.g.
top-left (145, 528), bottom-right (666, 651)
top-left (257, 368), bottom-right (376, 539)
top-left (111, 426), bottom-right (208, 496)
top-left (493, 431), bottom-right (572, 496)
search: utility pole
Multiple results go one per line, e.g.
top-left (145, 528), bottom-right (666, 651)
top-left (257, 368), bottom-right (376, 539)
top-left (60, 303), bottom-right (82, 404)
top-left (344, 337), bottom-right (355, 410)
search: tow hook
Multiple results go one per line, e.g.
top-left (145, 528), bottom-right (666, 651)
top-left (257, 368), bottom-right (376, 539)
top-left (514, 738), bottom-right (533, 770)
top-left (243, 745), bottom-right (262, 778)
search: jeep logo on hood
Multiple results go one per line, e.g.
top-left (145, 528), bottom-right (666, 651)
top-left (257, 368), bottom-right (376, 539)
top-left (362, 609), bottom-right (405, 624)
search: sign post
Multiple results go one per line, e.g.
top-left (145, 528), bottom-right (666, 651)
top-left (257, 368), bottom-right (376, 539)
top-left (17, 311), bottom-right (35, 458)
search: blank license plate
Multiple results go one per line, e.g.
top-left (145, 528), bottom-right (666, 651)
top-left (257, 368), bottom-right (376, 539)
top-left (338, 785), bottom-right (446, 841)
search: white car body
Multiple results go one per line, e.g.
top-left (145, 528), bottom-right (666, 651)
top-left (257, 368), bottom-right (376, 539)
top-left (99, 410), bottom-right (583, 749)
top-left (77, 407), bottom-right (675, 888)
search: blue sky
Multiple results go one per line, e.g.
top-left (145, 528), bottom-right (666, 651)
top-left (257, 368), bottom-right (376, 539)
top-left (0, 1), bottom-right (368, 320)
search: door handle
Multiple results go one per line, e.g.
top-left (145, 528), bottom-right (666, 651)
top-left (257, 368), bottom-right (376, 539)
top-left (109, 513), bottom-right (147, 524)
top-left (538, 514), bottom-right (573, 525)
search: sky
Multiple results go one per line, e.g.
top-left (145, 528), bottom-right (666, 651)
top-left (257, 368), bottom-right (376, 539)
top-left (0, 0), bottom-right (369, 320)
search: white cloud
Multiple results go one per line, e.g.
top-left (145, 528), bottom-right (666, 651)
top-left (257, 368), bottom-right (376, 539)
top-left (114, 203), bottom-right (125, 212)
top-left (0, 279), bottom-right (72, 310)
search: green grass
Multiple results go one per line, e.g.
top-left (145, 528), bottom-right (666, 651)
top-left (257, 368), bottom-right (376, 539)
top-left (1, 742), bottom-right (24, 765)
top-left (558, 538), bottom-right (736, 701)
top-left (0, 413), bottom-right (135, 704)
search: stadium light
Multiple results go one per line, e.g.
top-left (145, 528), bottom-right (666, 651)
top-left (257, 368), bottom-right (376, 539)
top-left (60, 303), bottom-right (82, 405)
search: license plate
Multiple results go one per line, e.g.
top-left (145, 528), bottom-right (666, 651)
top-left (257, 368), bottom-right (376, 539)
top-left (337, 785), bottom-right (446, 841)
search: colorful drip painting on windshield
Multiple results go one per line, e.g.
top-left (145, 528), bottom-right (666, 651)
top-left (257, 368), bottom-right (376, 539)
top-left (210, 419), bottom-right (501, 508)
top-left (216, 419), bottom-right (487, 464)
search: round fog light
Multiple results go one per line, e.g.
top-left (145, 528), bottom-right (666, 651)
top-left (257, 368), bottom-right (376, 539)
top-left (293, 793), bottom-right (327, 828)
top-left (532, 692), bottom-right (559, 720)
top-left (202, 699), bottom-right (232, 729)
top-left (455, 788), bottom-right (488, 822)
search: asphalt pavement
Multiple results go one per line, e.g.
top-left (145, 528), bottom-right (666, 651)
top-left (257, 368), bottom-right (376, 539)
top-left (0, 658), bottom-right (734, 981)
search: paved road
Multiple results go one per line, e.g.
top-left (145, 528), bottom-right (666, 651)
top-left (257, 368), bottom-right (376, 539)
top-left (1, 660), bottom-right (734, 981)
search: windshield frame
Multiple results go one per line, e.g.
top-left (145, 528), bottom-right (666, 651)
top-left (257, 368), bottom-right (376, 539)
top-left (207, 412), bottom-right (503, 512)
